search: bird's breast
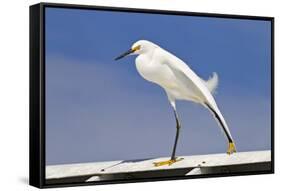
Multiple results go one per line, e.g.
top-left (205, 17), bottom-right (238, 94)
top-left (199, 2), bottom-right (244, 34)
top-left (135, 55), bottom-right (177, 89)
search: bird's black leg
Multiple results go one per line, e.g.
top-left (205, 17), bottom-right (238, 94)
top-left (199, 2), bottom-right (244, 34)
top-left (171, 109), bottom-right (181, 160)
top-left (153, 107), bottom-right (184, 167)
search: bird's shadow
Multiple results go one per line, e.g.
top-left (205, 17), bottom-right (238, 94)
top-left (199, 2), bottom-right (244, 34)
top-left (101, 158), bottom-right (153, 172)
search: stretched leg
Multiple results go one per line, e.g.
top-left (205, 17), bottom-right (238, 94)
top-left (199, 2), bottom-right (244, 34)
top-left (171, 110), bottom-right (181, 160)
top-left (204, 102), bottom-right (237, 155)
top-left (153, 108), bottom-right (183, 167)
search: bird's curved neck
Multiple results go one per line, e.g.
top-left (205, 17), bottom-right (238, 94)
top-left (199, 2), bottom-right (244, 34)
top-left (137, 48), bottom-right (156, 60)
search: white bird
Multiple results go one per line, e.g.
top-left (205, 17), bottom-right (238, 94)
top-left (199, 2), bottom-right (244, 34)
top-left (115, 40), bottom-right (236, 167)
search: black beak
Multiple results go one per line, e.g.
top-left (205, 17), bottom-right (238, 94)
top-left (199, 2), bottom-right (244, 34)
top-left (115, 49), bottom-right (134, 61)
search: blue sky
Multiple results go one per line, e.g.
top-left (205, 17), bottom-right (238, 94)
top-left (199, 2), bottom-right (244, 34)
top-left (45, 7), bottom-right (272, 165)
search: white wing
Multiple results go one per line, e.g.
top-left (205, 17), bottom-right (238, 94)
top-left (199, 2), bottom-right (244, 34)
top-left (158, 48), bottom-right (234, 142)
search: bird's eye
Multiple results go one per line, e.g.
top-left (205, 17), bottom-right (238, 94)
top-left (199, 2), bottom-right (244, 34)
top-left (132, 45), bottom-right (141, 51)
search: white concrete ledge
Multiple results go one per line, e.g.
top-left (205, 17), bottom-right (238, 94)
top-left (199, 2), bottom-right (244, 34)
top-left (46, 150), bottom-right (271, 183)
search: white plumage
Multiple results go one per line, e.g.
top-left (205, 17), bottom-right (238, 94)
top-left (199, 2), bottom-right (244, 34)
top-left (115, 40), bottom-right (236, 166)
top-left (202, 72), bottom-right (218, 94)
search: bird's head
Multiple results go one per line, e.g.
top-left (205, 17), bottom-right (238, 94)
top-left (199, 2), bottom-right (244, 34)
top-left (115, 40), bottom-right (158, 60)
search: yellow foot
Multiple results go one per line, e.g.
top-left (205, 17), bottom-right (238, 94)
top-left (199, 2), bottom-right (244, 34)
top-left (227, 142), bottom-right (237, 155)
top-left (153, 157), bottom-right (184, 167)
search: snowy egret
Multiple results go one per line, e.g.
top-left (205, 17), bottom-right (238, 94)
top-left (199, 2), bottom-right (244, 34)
top-left (115, 40), bottom-right (236, 167)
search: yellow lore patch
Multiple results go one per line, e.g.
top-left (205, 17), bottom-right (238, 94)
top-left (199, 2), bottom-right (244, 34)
top-left (132, 45), bottom-right (141, 52)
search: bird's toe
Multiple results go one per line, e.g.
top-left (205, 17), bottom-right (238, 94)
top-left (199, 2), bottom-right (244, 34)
top-left (153, 157), bottom-right (184, 167)
top-left (227, 142), bottom-right (237, 155)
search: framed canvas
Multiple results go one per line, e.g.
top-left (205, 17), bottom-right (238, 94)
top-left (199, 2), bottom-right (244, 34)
top-left (30, 2), bottom-right (274, 188)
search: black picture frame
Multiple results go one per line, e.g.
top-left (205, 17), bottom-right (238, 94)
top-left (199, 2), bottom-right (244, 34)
top-left (30, 2), bottom-right (274, 188)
